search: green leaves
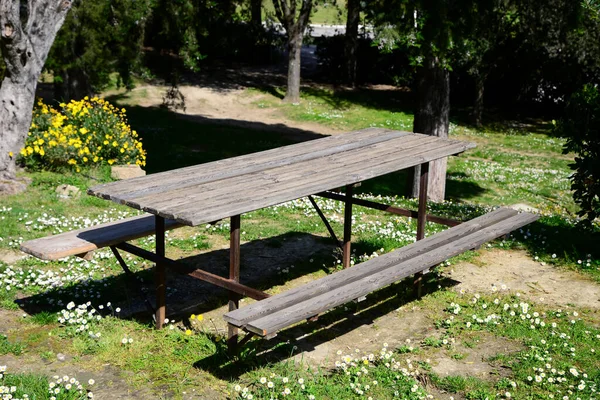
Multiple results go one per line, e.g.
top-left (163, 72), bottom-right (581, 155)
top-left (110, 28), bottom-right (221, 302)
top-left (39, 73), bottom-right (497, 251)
top-left (556, 84), bottom-right (600, 227)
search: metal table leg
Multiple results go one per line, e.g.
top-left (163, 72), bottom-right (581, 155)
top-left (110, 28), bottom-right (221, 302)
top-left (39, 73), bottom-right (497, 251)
top-left (415, 162), bottom-right (429, 298)
top-left (155, 215), bottom-right (166, 329)
top-left (228, 214), bottom-right (241, 352)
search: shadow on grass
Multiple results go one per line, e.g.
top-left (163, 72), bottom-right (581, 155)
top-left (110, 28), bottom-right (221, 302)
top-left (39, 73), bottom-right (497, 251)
top-left (514, 216), bottom-right (600, 280)
top-left (194, 272), bottom-right (459, 380)
top-left (353, 170), bottom-right (487, 202)
top-left (15, 232), bottom-right (337, 322)
top-left (99, 101), bottom-right (327, 174)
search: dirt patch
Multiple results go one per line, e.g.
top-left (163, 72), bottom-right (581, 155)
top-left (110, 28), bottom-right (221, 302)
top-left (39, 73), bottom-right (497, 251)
top-left (116, 84), bottom-right (342, 141)
top-left (0, 309), bottom-right (24, 334)
top-left (431, 333), bottom-right (520, 378)
top-left (0, 249), bottom-right (26, 265)
top-left (0, 353), bottom-right (153, 400)
top-left (447, 249), bottom-right (600, 309)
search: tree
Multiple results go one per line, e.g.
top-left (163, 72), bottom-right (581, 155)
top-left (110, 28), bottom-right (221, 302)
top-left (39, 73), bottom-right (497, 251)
top-left (251, 0), bottom-right (263, 29)
top-left (0, 0), bottom-right (73, 186)
top-left (47, 0), bottom-right (152, 101)
top-left (345, 0), bottom-right (360, 86)
top-left (556, 84), bottom-right (600, 227)
top-left (272, 0), bottom-right (314, 103)
top-left (372, 0), bottom-right (484, 201)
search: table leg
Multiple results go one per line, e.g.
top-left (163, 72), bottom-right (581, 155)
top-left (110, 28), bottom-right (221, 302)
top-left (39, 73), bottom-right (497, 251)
top-left (414, 162), bottom-right (429, 298)
top-left (343, 185), bottom-right (354, 269)
top-left (155, 215), bottom-right (166, 329)
top-left (228, 214), bottom-right (241, 352)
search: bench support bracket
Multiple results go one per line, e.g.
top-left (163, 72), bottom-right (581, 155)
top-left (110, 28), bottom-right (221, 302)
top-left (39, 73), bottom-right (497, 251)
top-left (307, 195), bottom-right (343, 251)
top-left (110, 246), bottom-right (156, 315)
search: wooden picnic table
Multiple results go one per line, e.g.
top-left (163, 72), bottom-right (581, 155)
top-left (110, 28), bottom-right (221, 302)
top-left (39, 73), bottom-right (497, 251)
top-left (86, 127), bottom-right (475, 347)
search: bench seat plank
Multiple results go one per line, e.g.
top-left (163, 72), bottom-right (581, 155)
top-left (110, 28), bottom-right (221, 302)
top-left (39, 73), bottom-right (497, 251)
top-left (20, 215), bottom-right (182, 260)
top-left (225, 211), bottom-right (538, 337)
top-left (224, 207), bottom-right (518, 328)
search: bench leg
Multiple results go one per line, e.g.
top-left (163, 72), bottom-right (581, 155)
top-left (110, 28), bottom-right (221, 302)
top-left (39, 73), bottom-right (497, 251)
top-left (155, 215), bottom-right (166, 329)
top-left (414, 162), bottom-right (429, 299)
top-left (228, 215), bottom-right (241, 353)
top-left (343, 185), bottom-right (353, 269)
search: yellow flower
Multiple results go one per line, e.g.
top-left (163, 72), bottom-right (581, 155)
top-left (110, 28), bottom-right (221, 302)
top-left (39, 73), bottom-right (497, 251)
top-left (185, 330), bottom-right (192, 336)
top-left (93, 156), bottom-right (99, 162)
top-left (80, 127), bottom-right (88, 134)
top-left (68, 159), bottom-right (77, 165)
top-left (83, 157), bottom-right (88, 162)
top-left (108, 159), bottom-right (115, 165)
top-left (8, 151), bottom-right (13, 158)
top-left (190, 314), bottom-right (196, 320)
top-left (112, 141), bottom-right (118, 147)
top-left (39, 148), bottom-right (45, 156)
top-left (197, 314), bottom-right (204, 322)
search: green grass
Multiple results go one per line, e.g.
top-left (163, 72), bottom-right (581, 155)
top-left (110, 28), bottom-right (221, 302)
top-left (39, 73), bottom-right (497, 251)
top-left (0, 369), bottom-right (93, 399)
top-left (262, 0), bottom-right (347, 25)
top-left (0, 82), bottom-right (599, 398)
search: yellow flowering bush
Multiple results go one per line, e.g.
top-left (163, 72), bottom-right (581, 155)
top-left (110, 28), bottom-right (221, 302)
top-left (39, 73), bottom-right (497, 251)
top-left (21, 97), bottom-right (146, 172)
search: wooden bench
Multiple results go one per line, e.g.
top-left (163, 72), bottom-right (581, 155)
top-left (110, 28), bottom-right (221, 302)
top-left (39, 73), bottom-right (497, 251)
top-left (224, 208), bottom-right (538, 338)
top-left (20, 214), bottom-right (182, 260)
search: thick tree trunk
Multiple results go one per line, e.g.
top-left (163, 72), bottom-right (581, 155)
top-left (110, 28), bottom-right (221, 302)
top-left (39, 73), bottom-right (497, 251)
top-left (409, 55), bottom-right (450, 202)
top-left (0, 79), bottom-right (37, 180)
top-left (345, 0), bottom-right (360, 86)
top-left (54, 67), bottom-right (93, 101)
top-left (472, 71), bottom-right (487, 127)
top-left (251, 0), bottom-right (262, 29)
top-left (0, 0), bottom-right (73, 184)
top-left (284, 36), bottom-right (302, 103)
top-left (273, 0), bottom-right (312, 103)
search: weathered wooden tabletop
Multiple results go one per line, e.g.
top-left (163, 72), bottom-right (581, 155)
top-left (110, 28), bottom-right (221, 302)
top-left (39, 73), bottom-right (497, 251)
top-left (88, 128), bottom-right (475, 226)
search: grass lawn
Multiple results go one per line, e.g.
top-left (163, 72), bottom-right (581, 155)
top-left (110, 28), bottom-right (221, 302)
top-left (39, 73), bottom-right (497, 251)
top-left (262, 0), bottom-right (347, 25)
top-left (0, 83), bottom-right (599, 399)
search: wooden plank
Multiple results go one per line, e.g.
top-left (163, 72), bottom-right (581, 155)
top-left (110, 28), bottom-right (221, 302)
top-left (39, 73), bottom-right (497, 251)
top-left (136, 137), bottom-right (463, 225)
top-left (89, 129), bottom-right (404, 201)
top-left (89, 132), bottom-right (475, 227)
top-left (178, 140), bottom-right (474, 226)
top-left (223, 208), bottom-right (517, 327)
top-left (88, 128), bottom-right (395, 200)
top-left (244, 212), bottom-right (539, 336)
top-left (20, 215), bottom-right (182, 260)
top-left (111, 132), bottom-right (438, 213)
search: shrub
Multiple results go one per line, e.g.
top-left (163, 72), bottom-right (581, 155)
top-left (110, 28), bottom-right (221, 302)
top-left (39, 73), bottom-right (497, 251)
top-left (21, 97), bottom-right (146, 172)
top-left (556, 84), bottom-right (600, 227)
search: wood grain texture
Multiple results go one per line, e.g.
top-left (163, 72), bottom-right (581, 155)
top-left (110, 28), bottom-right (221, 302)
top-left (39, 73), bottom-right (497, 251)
top-left (243, 212), bottom-right (538, 336)
top-left (223, 208), bottom-right (518, 327)
top-left (20, 215), bottom-right (182, 260)
top-left (88, 129), bottom-right (476, 226)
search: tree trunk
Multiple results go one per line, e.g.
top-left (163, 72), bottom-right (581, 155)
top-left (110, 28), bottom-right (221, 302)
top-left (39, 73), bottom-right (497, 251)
top-left (472, 71), bottom-right (487, 127)
top-left (0, 0), bottom-right (73, 184)
top-left (345, 0), bottom-right (360, 86)
top-left (284, 35), bottom-right (302, 103)
top-left (0, 79), bottom-right (37, 180)
top-left (409, 55), bottom-right (450, 202)
top-left (251, 0), bottom-right (262, 29)
top-left (53, 67), bottom-right (93, 101)
top-left (272, 0), bottom-right (312, 103)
